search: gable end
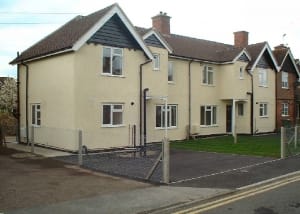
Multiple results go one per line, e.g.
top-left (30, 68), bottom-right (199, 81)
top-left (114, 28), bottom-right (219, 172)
top-left (238, 53), bottom-right (249, 62)
top-left (88, 14), bottom-right (141, 49)
top-left (145, 34), bottom-right (164, 48)
top-left (257, 51), bottom-right (275, 69)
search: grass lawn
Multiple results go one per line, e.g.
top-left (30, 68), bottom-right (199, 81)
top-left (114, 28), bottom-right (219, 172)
top-left (171, 134), bottom-right (281, 158)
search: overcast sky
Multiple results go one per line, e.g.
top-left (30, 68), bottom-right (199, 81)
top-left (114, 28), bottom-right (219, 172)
top-left (1, 0), bottom-right (300, 77)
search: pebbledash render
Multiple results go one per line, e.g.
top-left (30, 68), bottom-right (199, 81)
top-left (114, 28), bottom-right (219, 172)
top-left (10, 3), bottom-right (299, 151)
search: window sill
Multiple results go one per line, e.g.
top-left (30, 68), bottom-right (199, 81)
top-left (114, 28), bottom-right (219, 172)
top-left (282, 87), bottom-right (289, 89)
top-left (200, 125), bottom-right (218, 128)
top-left (155, 127), bottom-right (177, 130)
top-left (31, 125), bottom-right (41, 128)
top-left (201, 84), bottom-right (215, 87)
top-left (258, 85), bottom-right (268, 88)
top-left (168, 81), bottom-right (175, 85)
top-left (101, 73), bottom-right (125, 78)
top-left (101, 124), bottom-right (125, 128)
top-left (259, 116), bottom-right (268, 118)
top-left (281, 115), bottom-right (289, 117)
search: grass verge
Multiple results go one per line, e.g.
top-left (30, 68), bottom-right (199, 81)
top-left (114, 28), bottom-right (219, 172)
top-left (171, 134), bottom-right (280, 158)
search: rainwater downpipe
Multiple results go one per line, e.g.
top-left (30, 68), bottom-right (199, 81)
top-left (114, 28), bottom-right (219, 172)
top-left (250, 71), bottom-right (254, 135)
top-left (188, 60), bottom-right (194, 138)
top-left (143, 88), bottom-right (149, 154)
top-left (21, 61), bottom-right (29, 145)
top-left (139, 60), bottom-right (152, 148)
top-left (16, 53), bottom-right (21, 143)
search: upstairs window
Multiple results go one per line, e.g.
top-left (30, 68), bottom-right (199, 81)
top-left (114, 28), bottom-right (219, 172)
top-left (282, 71), bottom-right (288, 88)
top-left (102, 47), bottom-right (123, 76)
top-left (281, 103), bottom-right (289, 116)
top-left (168, 61), bottom-right (174, 82)
top-left (200, 105), bottom-right (217, 126)
top-left (258, 69), bottom-right (268, 87)
top-left (102, 104), bottom-right (123, 126)
top-left (202, 65), bottom-right (214, 85)
top-left (31, 104), bottom-right (41, 126)
top-left (153, 54), bottom-right (160, 70)
top-left (239, 67), bottom-right (244, 79)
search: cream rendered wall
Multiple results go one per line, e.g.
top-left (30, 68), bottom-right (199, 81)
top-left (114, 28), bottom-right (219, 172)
top-left (253, 67), bottom-right (276, 133)
top-left (143, 47), bottom-right (170, 143)
top-left (74, 43), bottom-right (149, 149)
top-left (19, 54), bottom-right (77, 150)
top-left (219, 62), bottom-right (252, 134)
top-left (189, 62), bottom-right (226, 135)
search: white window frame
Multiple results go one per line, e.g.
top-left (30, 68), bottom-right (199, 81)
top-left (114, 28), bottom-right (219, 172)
top-left (168, 61), bottom-right (174, 82)
top-left (259, 103), bottom-right (268, 117)
top-left (237, 103), bottom-right (244, 116)
top-left (102, 104), bottom-right (124, 127)
top-left (281, 103), bottom-right (289, 116)
top-left (31, 103), bottom-right (41, 127)
top-left (202, 65), bottom-right (214, 85)
top-left (156, 104), bottom-right (177, 128)
top-left (258, 69), bottom-right (268, 87)
top-left (239, 67), bottom-right (244, 79)
top-left (281, 71), bottom-right (289, 89)
top-left (102, 47), bottom-right (123, 76)
top-left (200, 105), bottom-right (217, 126)
top-left (153, 53), bottom-right (160, 71)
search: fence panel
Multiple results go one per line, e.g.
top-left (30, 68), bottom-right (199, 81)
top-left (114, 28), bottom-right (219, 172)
top-left (282, 126), bottom-right (300, 158)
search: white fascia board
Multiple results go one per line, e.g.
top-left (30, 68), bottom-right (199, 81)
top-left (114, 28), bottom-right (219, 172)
top-left (14, 49), bottom-right (73, 64)
top-left (232, 49), bottom-right (251, 63)
top-left (72, 4), bottom-right (153, 60)
top-left (169, 55), bottom-right (233, 65)
top-left (250, 43), bottom-right (279, 73)
top-left (143, 30), bottom-right (173, 53)
top-left (286, 49), bottom-right (300, 78)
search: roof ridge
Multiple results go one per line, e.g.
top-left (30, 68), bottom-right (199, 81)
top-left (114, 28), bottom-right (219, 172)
top-left (170, 33), bottom-right (234, 47)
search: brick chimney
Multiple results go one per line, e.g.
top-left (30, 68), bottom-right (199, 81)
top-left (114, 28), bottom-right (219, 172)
top-left (274, 44), bottom-right (288, 50)
top-left (234, 31), bottom-right (249, 48)
top-left (152, 12), bottom-right (171, 36)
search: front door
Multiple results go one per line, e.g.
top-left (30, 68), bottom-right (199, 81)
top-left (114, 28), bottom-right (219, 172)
top-left (226, 105), bottom-right (232, 133)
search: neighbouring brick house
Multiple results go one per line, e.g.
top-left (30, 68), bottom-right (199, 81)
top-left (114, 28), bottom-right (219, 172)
top-left (273, 45), bottom-right (300, 129)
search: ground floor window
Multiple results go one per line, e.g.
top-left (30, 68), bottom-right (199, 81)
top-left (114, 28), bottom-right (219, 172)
top-left (259, 103), bottom-right (268, 117)
top-left (237, 103), bottom-right (244, 116)
top-left (200, 105), bottom-right (217, 126)
top-left (297, 104), bottom-right (300, 119)
top-left (281, 103), bottom-right (289, 116)
top-left (156, 105), bottom-right (177, 128)
top-left (31, 103), bottom-right (41, 126)
top-left (102, 104), bottom-right (123, 126)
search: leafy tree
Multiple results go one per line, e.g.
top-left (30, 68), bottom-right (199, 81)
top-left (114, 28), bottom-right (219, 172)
top-left (0, 78), bottom-right (17, 113)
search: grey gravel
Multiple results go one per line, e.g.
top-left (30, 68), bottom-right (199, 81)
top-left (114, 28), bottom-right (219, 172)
top-left (55, 145), bottom-right (163, 183)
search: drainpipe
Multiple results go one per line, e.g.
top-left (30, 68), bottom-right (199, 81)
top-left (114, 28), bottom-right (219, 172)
top-left (21, 61), bottom-right (29, 145)
top-left (139, 60), bottom-right (152, 149)
top-left (188, 60), bottom-right (194, 138)
top-left (250, 72), bottom-right (254, 135)
top-left (16, 52), bottom-right (21, 143)
top-left (143, 88), bottom-right (149, 155)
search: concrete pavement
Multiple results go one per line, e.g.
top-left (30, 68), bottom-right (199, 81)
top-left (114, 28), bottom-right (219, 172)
top-left (6, 186), bottom-right (231, 214)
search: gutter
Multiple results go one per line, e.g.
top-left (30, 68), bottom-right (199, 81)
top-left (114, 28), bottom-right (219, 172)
top-left (21, 61), bottom-right (29, 145)
top-left (139, 60), bottom-right (152, 150)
